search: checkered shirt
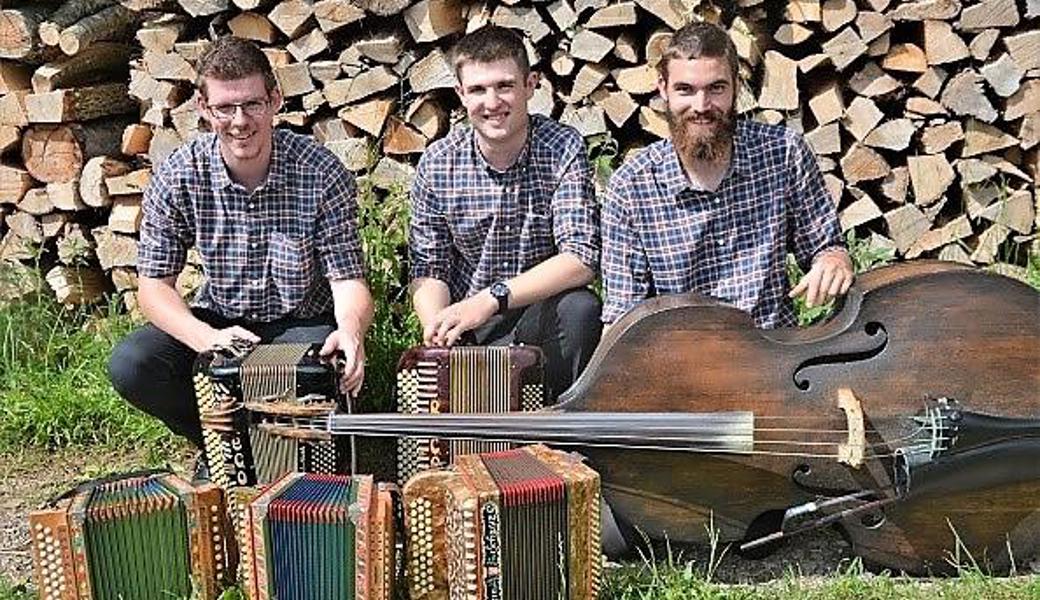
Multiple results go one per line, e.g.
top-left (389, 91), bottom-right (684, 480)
top-left (138, 128), bottom-right (365, 322)
top-left (601, 119), bottom-right (843, 328)
top-left (409, 114), bottom-right (599, 302)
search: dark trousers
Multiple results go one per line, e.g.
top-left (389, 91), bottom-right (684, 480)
top-left (108, 308), bottom-right (335, 448)
top-left (466, 288), bottom-right (602, 402)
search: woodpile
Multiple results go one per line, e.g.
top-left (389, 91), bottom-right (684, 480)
top-left (0, 0), bottom-right (1037, 310)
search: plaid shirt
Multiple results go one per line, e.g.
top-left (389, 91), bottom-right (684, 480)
top-left (410, 114), bottom-right (599, 302)
top-left (601, 119), bottom-right (843, 328)
top-left (138, 129), bottom-right (364, 322)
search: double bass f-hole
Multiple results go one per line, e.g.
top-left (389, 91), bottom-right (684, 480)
top-left (792, 322), bottom-right (889, 392)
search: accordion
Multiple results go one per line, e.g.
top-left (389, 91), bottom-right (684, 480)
top-left (241, 472), bottom-right (396, 600)
top-left (194, 342), bottom-right (350, 488)
top-left (28, 472), bottom-right (234, 600)
top-left (395, 345), bottom-right (545, 484)
top-left (403, 445), bottom-right (602, 600)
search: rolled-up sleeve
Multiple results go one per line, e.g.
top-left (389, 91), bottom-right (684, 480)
top-left (317, 165), bottom-right (364, 281)
top-left (601, 177), bottom-right (651, 323)
top-left (551, 135), bottom-right (600, 273)
top-left (138, 160), bottom-right (192, 278)
top-left (409, 159), bottom-right (452, 283)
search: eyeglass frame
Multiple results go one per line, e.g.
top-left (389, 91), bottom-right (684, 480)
top-left (202, 96), bottom-right (272, 121)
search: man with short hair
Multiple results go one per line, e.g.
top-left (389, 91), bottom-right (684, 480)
top-left (601, 21), bottom-right (853, 331)
top-left (109, 37), bottom-right (373, 455)
top-left (409, 25), bottom-right (601, 402)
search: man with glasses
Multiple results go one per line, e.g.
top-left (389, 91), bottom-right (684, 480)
top-left (108, 37), bottom-right (373, 474)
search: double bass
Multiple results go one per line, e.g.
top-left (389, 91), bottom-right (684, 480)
top-left (291, 261), bottom-right (1040, 574)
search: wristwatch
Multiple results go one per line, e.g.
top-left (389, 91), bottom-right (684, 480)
top-left (489, 281), bottom-right (511, 314)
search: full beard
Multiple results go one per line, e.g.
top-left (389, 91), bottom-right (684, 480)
top-left (668, 107), bottom-right (736, 164)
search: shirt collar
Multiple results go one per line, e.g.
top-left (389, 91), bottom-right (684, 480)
top-left (471, 114), bottom-right (538, 175)
top-left (656, 119), bottom-right (753, 198)
top-left (209, 128), bottom-right (286, 191)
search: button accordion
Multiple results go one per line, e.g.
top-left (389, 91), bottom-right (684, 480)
top-left (395, 345), bottom-right (545, 484)
top-left (403, 444), bottom-right (602, 600)
top-left (28, 472), bottom-right (234, 600)
top-left (240, 472), bottom-right (396, 600)
top-left (194, 342), bottom-right (350, 488)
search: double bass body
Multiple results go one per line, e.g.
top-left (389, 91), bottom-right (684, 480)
top-left (558, 261), bottom-right (1040, 573)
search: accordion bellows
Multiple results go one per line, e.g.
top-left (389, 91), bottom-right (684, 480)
top-left (241, 472), bottom-right (396, 600)
top-left (404, 444), bottom-right (602, 600)
top-left (28, 473), bottom-right (233, 600)
top-left (396, 345), bottom-right (545, 484)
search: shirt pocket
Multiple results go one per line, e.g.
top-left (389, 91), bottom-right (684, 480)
top-left (521, 209), bottom-right (555, 265)
top-left (270, 231), bottom-right (315, 286)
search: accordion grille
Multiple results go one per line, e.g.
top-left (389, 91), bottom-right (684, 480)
top-left (241, 343), bottom-right (311, 402)
top-left (450, 348), bottom-right (511, 458)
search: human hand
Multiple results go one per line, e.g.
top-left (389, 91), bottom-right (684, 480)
top-left (423, 292), bottom-right (498, 347)
top-left (789, 249), bottom-right (854, 308)
top-left (204, 326), bottom-right (260, 356)
top-left (320, 328), bottom-right (365, 397)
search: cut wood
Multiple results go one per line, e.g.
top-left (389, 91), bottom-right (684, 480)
top-left (80, 155), bottom-right (131, 208)
top-left (302, 89), bottom-right (326, 114)
top-left (823, 173), bottom-right (844, 204)
top-left (93, 226), bottom-right (138, 270)
top-left (354, 33), bottom-right (403, 64)
top-left (325, 67), bottom-right (398, 107)
top-left (849, 61), bottom-right (899, 97)
top-left (354, 0), bottom-right (411, 17)
top-left (314, 0), bottom-right (365, 33)
top-left (920, 121), bottom-right (964, 153)
top-left (408, 49), bottom-right (454, 93)
top-left (383, 116), bottom-right (427, 155)
top-left (808, 85), bottom-right (844, 126)
top-left (41, 212), bottom-right (69, 239)
top-left (58, 5), bottom-right (137, 56)
top-left (1004, 31), bottom-right (1040, 72)
top-left (567, 64), bottom-right (609, 103)
top-left (866, 31), bottom-right (890, 57)
top-left (913, 66), bottom-right (946, 97)
top-left (269, 0), bottom-right (314, 38)
top-left (547, 0), bottom-right (577, 30)
top-left (129, 69), bottom-right (181, 107)
top-left (40, 0), bottom-right (117, 47)
top-left (961, 119), bottom-right (1019, 157)
top-left (148, 127), bottom-right (182, 167)
top-left (729, 16), bottom-right (763, 67)
top-left (970, 222), bottom-right (1010, 263)
top-left (0, 91), bottom-right (29, 127)
top-left (924, 20), bottom-right (970, 66)
top-left (634, 0), bottom-right (689, 29)
top-left (979, 53), bottom-right (1023, 98)
top-left (231, 0), bottom-right (276, 9)
top-left (405, 0), bottom-right (465, 42)
top-left (31, 42), bottom-right (131, 93)
top-left (970, 29), bottom-right (1001, 61)
top-left (1020, 112), bottom-right (1040, 150)
top-left (757, 51), bottom-right (799, 110)
top-left (0, 165), bottom-right (34, 206)
top-left (108, 195), bottom-right (142, 233)
top-left (906, 215), bottom-right (972, 258)
top-left (369, 156), bottom-right (414, 190)
top-left (312, 116), bottom-right (355, 143)
top-left (274, 63), bottom-right (315, 97)
top-left (586, 2), bottom-right (637, 28)
top-left (406, 95), bottom-right (447, 139)
top-left (806, 123), bottom-right (842, 155)
top-left (46, 180), bottom-right (84, 211)
top-left (26, 83), bottom-right (137, 123)
top-left (551, 51), bottom-right (576, 77)
top-left (591, 88), bottom-right (638, 128)
top-left (0, 62), bottom-right (31, 93)
top-left (0, 126), bottom-right (19, 155)
top-left (325, 137), bottom-right (373, 171)
top-left (228, 12), bottom-right (279, 43)
top-left (46, 265), bottom-right (107, 305)
top-left (775, 23), bottom-right (813, 46)
top-left (842, 96), bottom-right (883, 141)
top-left (821, 26), bottom-right (868, 71)
top-left (136, 13), bottom-right (186, 53)
top-left (17, 188), bottom-right (53, 216)
top-left (644, 30), bottom-right (673, 68)
top-left (882, 43), bottom-right (926, 73)
top-left (0, 6), bottom-right (50, 62)
top-left (338, 97), bottom-right (394, 137)
top-left (959, 0), bottom-right (1019, 30)
top-left (1006, 79), bottom-right (1040, 122)
top-left (178, 0), bottom-right (228, 16)
top-left (638, 106), bottom-right (669, 139)
top-left (287, 28), bottom-right (329, 63)
top-left (855, 11), bottom-right (892, 43)
top-left (109, 267), bottom-right (137, 291)
top-left (880, 166), bottom-right (909, 204)
top-left (889, 0), bottom-right (961, 21)
top-left (957, 158), bottom-right (999, 186)
top-left (491, 6), bottom-right (551, 43)
top-left (786, 0), bottom-right (822, 23)
top-left (863, 118), bottom-right (916, 150)
top-left (907, 153), bottom-right (955, 205)
top-left (559, 104), bottom-right (607, 137)
top-left (884, 204), bottom-right (931, 254)
top-left (906, 96), bottom-right (947, 116)
top-left (173, 40), bottom-right (210, 63)
top-left (821, 0), bottom-right (857, 33)
top-left (5, 211), bottom-right (42, 242)
top-left (106, 169), bottom-right (150, 196)
top-left (840, 144), bottom-right (889, 184)
top-left (22, 121), bottom-right (127, 184)
top-left (613, 64), bottom-right (656, 95)
top-left (839, 188), bottom-right (883, 231)
top-left (570, 29), bottom-right (614, 63)
top-left (977, 189), bottom-right (1034, 234)
top-left (940, 70), bottom-right (998, 122)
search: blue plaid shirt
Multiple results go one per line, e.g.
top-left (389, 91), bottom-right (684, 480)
top-left (139, 129), bottom-right (365, 322)
top-left (410, 114), bottom-right (599, 301)
top-left (601, 119), bottom-right (843, 328)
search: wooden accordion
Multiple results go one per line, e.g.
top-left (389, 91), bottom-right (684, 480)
top-left (403, 444), bottom-right (602, 600)
top-left (28, 472), bottom-right (234, 600)
top-left (240, 472), bottom-right (396, 600)
top-left (395, 345), bottom-right (545, 484)
top-left (194, 342), bottom-right (350, 488)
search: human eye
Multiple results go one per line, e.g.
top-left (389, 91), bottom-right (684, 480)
top-left (211, 104), bottom-right (236, 117)
top-left (243, 100), bottom-right (266, 114)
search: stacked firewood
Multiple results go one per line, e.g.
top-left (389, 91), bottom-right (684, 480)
top-left (0, 0), bottom-right (1037, 310)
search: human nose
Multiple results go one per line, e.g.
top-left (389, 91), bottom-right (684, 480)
top-left (485, 89), bottom-right (502, 110)
top-left (690, 90), bottom-right (710, 112)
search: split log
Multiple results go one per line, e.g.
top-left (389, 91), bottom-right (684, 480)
top-left (889, 0), bottom-right (961, 22)
top-left (913, 67), bottom-right (946, 98)
top-left (940, 70), bottom-right (998, 123)
top-left (821, 26), bottom-right (868, 71)
top-left (863, 118), bottom-right (916, 151)
top-left (848, 61), bottom-right (899, 97)
top-left (58, 5), bottom-right (137, 56)
top-left (567, 64), bottom-right (609, 103)
top-left (880, 166), bottom-right (910, 204)
top-left (0, 6), bottom-right (52, 62)
top-left (959, 0), bottom-right (1020, 30)
top-left (406, 95), bottom-right (448, 139)
top-left (31, 43), bottom-right (131, 92)
top-left (559, 104), bottom-right (607, 137)
top-left (408, 49), bottom-right (454, 94)
top-left (405, 0), bottom-right (465, 43)
top-left (839, 188), bottom-right (882, 231)
top-left (41, 213), bottom-right (69, 239)
top-left (907, 153), bottom-right (955, 205)
top-left (822, 0), bottom-right (857, 33)
top-left (806, 123), bottom-right (842, 155)
top-left (22, 120), bottom-right (127, 184)
top-left (354, 34), bottom-right (404, 65)
top-left (977, 189), bottom-right (1034, 234)
top-left (840, 143), bottom-right (889, 184)
top-left (46, 180), bottom-right (84, 211)
top-left (570, 29), bottom-right (614, 63)
top-left (39, 0), bottom-right (116, 47)
top-left (775, 23), bottom-right (813, 46)
top-left (178, 0), bottom-right (228, 17)
top-left (906, 215), bottom-right (973, 258)
top-left (961, 119), bottom-right (1019, 157)
top-left (808, 85), bottom-right (844, 126)
top-left (325, 137), bottom-right (373, 171)
top-left (613, 64), bottom-right (656, 95)
top-left (109, 266), bottom-right (137, 291)
top-left (143, 50), bottom-right (196, 81)
top-left (757, 51), bottom-right (799, 110)
top-left (136, 14), bottom-right (187, 53)
top-left (979, 53), bottom-right (1023, 98)
top-left (106, 169), bottom-right (151, 196)
top-left (882, 43), bottom-right (927, 73)
top-left (369, 156), bottom-right (415, 190)
top-left (274, 63), bottom-right (315, 97)
top-left (0, 165), bottom-right (34, 206)
top-left (923, 20), bottom-right (970, 65)
top-left (338, 97), bottom-right (394, 137)
top-left (269, 0), bottom-right (314, 38)
top-left (638, 106), bottom-right (669, 139)
top-left (80, 156), bottom-right (131, 208)
top-left (93, 226), bottom-right (138, 269)
top-left (148, 127), bottom-right (182, 167)
top-left (884, 204), bottom-right (931, 254)
top-left (1003, 31), bottom-right (1040, 72)
top-left (920, 121), bottom-right (964, 154)
top-left (0, 91), bottom-right (28, 128)
top-left (17, 188), bottom-right (54, 216)
top-left (786, 0), bottom-right (822, 23)
top-left (122, 124), bottom-right (153, 155)
top-left (0, 126), bottom-right (19, 154)
top-left (354, 0), bottom-right (411, 17)
top-left (1006, 80), bottom-right (1040, 122)
top-left (547, 0), bottom-right (577, 30)
top-left (970, 29), bottom-right (1001, 61)
top-left (5, 211), bottom-right (43, 242)
top-left (25, 83), bottom-right (137, 123)
top-left (906, 96), bottom-right (946, 116)
top-left (970, 223), bottom-right (1010, 263)
top-left (325, 67), bottom-right (398, 107)
top-left (490, 7), bottom-right (550, 43)
top-left (591, 88), bottom-right (638, 128)
top-left (314, 0), bottom-right (366, 33)
top-left (634, 0), bottom-right (687, 29)
top-left (108, 195), bottom-right (142, 233)
top-left (855, 11), bottom-right (892, 43)
top-left (227, 12), bottom-right (278, 43)
top-left (383, 117), bottom-right (427, 155)
top-left (587, 2), bottom-right (637, 28)
top-left (287, 28), bottom-right (329, 63)
top-left (842, 96), bottom-right (883, 141)
top-left (46, 265), bottom-right (108, 305)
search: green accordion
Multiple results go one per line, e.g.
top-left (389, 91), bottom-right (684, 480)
top-left (241, 472), bottom-right (396, 600)
top-left (403, 444), bottom-right (602, 600)
top-left (28, 472), bottom-right (234, 600)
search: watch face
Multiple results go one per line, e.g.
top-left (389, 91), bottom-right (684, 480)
top-left (491, 282), bottom-right (509, 298)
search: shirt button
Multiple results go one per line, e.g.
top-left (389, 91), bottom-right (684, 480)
top-left (248, 203), bottom-right (256, 210)
top-left (252, 279), bottom-right (261, 287)
top-left (501, 261), bottom-right (509, 267)
top-left (716, 239), bottom-right (726, 247)
top-left (504, 225), bottom-right (511, 232)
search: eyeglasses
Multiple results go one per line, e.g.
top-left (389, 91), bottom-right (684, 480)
top-left (206, 99), bottom-right (269, 121)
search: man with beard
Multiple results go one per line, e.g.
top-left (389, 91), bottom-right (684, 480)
top-left (409, 25), bottom-right (601, 402)
top-left (108, 37), bottom-right (373, 470)
top-left (601, 21), bottom-right (853, 331)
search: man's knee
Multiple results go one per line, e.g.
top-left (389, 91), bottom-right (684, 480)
top-left (556, 288), bottom-right (602, 326)
top-left (108, 337), bottom-right (148, 400)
